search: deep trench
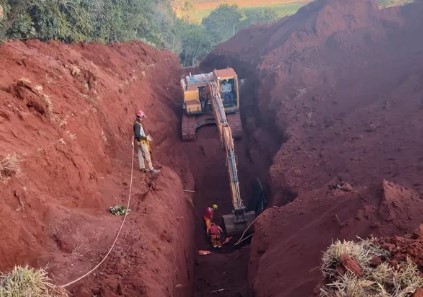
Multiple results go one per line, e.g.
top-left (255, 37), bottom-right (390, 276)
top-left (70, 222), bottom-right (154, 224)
top-left (187, 61), bottom-right (283, 297)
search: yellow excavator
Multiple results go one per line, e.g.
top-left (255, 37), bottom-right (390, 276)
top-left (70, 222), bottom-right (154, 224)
top-left (181, 68), bottom-right (242, 141)
top-left (181, 68), bottom-right (255, 235)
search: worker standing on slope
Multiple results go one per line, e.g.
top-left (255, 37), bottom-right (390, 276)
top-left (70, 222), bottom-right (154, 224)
top-left (133, 110), bottom-right (160, 174)
top-left (203, 204), bottom-right (218, 232)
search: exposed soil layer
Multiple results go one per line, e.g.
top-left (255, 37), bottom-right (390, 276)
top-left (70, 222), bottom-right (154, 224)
top-left (0, 40), bottom-right (196, 296)
top-left (377, 226), bottom-right (423, 270)
top-left (2, 0), bottom-right (423, 296)
top-left (203, 0), bottom-right (423, 296)
top-left (0, 39), bottom-right (280, 297)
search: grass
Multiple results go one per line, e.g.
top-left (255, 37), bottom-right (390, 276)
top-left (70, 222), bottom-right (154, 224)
top-left (321, 239), bottom-right (390, 278)
top-left (378, 0), bottom-right (414, 8)
top-left (177, 0), bottom-right (415, 23)
top-left (243, 3), bottom-right (306, 18)
top-left (0, 266), bottom-right (68, 297)
top-left (192, 0), bottom-right (309, 9)
top-left (178, 1), bottom-right (309, 23)
top-left (320, 239), bottom-right (423, 297)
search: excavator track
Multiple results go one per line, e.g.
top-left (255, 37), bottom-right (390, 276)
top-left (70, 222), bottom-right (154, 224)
top-left (226, 113), bottom-right (242, 139)
top-left (181, 113), bottom-right (197, 141)
top-left (182, 112), bottom-right (242, 141)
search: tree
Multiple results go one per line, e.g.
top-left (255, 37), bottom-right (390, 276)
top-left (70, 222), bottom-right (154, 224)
top-left (202, 4), bottom-right (243, 43)
top-left (0, 2), bottom-right (6, 39)
top-left (4, 0), bottom-right (91, 41)
top-left (241, 8), bottom-right (278, 28)
top-left (173, 0), bottom-right (194, 22)
top-left (176, 19), bottom-right (212, 66)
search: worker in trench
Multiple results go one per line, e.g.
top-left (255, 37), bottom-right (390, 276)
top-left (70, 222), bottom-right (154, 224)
top-left (208, 223), bottom-right (224, 248)
top-left (203, 204), bottom-right (231, 248)
top-left (133, 110), bottom-right (160, 175)
top-left (203, 204), bottom-right (218, 232)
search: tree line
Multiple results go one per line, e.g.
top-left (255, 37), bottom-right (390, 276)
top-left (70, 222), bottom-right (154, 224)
top-left (0, 0), bottom-right (278, 66)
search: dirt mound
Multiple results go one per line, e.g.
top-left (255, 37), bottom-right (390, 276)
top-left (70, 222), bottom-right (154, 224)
top-left (202, 0), bottom-right (423, 296)
top-left (378, 230), bottom-right (423, 270)
top-left (0, 40), bottom-right (195, 296)
top-left (249, 180), bottom-right (423, 297)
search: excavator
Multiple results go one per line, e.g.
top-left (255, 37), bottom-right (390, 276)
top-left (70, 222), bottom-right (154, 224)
top-left (181, 68), bottom-right (255, 236)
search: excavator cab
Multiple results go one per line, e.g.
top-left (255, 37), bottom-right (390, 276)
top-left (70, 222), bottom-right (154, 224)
top-left (181, 68), bottom-right (242, 141)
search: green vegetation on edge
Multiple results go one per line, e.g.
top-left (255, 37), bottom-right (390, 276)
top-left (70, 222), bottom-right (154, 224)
top-left (0, 1), bottom-right (280, 66)
top-left (0, 0), bottom-right (414, 75)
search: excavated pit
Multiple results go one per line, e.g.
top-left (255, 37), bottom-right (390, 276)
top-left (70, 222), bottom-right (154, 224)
top-left (188, 67), bottom-right (283, 296)
top-left (0, 39), bottom-right (282, 297)
top-left (2, 1), bottom-right (423, 297)
top-left (203, 1), bottom-right (423, 296)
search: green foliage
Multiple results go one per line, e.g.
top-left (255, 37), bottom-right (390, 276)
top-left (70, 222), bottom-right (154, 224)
top-left (241, 8), bottom-right (278, 28)
top-left (0, 265), bottom-right (67, 297)
top-left (109, 205), bottom-right (131, 216)
top-left (1, 0), bottom-right (178, 45)
top-left (0, 2), bottom-right (5, 22)
top-left (173, 3), bottom-right (278, 66)
top-left (377, 0), bottom-right (414, 7)
top-left (0, 0), bottom-right (282, 66)
top-left (177, 19), bottom-right (212, 66)
top-left (4, 0), bottom-right (91, 41)
top-left (202, 4), bottom-right (243, 43)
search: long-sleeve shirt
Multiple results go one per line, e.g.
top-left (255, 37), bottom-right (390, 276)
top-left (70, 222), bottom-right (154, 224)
top-left (220, 83), bottom-right (232, 93)
top-left (133, 121), bottom-right (147, 141)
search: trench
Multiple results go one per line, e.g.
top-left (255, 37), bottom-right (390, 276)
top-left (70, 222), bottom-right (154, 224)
top-left (182, 61), bottom-right (283, 296)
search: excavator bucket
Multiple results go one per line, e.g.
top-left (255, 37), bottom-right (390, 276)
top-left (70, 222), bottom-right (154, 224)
top-left (223, 210), bottom-right (256, 236)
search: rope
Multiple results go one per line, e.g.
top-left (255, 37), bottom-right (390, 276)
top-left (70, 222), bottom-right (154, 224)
top-left (233, 215), bottom-right (260, 246)
top-left (59, 140), bottom-right (136, 288)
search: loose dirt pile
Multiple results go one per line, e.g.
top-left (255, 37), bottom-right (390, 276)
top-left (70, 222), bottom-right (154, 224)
top-left (203, 0), bottom-right (423, 296)
top-left (0, 40), bottom-right (195, 296)
top-left (377, 227), bottom-right (423, 270)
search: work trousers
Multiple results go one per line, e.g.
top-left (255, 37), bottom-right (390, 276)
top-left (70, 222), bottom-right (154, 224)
top-left (137, 143), bottom-right (154, 171)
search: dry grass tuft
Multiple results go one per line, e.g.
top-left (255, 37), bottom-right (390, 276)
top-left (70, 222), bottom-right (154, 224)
top-left (321, 239), bottom-right (389, 278)
top-left (320, 239), bottom-right (423, 297)
top-left (0, 153), bottom-right (20, 180)
top-left (0, 266), bottom-right (68, 297)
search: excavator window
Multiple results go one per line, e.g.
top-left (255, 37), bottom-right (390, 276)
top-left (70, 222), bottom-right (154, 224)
top-left (219, 79), bottom-right (237, 107)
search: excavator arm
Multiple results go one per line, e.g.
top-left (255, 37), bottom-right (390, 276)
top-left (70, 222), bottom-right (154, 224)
top-left (208, 82), bottom-right (254, 232)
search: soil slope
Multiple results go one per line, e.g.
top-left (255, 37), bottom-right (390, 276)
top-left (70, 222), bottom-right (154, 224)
top-left (202, 0), bottom-right (423, 296)
top-left (0, 40), bottom-right (195, 296)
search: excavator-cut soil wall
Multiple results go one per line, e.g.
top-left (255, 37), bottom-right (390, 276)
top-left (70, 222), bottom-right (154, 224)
top-left (0, 40), bottom-right (196, 297)
top-left (2, 0), bottom-right (423, 296)
top-left (202, 0), bottom-right (423, 296)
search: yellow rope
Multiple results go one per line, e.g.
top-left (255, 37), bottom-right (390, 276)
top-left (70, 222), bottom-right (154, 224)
top-left (59, 140), bottom-right (135, 288)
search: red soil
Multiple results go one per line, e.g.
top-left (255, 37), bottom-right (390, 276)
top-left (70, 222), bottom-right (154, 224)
top-left (2, 0), bottom-right (423, 296)
top-left (203, 0), bottom-right (423, 296)
top-left (0, 39), bottom-right (275, 297)
top-left (377, 226), bottom-right (423, 270)
top-left (0, 40), bottom-right (196, 296)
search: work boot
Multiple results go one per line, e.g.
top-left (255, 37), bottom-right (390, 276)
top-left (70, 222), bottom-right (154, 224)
top-left (140, 168), bottom-right (147, 173)
top-left (151, 169), bottom-right (160, 175)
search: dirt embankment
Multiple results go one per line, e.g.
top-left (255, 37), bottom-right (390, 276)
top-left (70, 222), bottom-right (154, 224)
top-left (203, 0), bottom-right (423, 296)
top-left (0, 40), bottom-right (195, 296)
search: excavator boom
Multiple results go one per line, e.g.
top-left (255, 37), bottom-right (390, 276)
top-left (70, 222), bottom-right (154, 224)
top-left (208, 82), bottom-right (255, 235)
